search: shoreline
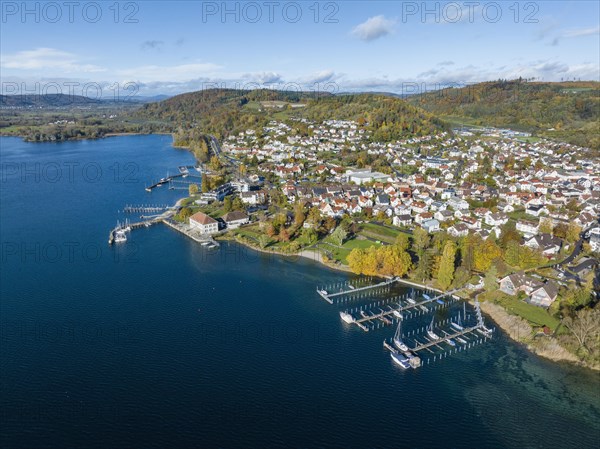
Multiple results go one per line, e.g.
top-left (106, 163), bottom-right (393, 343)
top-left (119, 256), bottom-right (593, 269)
top-left (215, 232), bottom-right (596, 371)
top-left (479, 300), bottom-right (598, 371)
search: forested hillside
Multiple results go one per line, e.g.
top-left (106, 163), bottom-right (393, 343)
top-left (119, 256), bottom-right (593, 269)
top-left (408, 80), bottom-right (600, 149)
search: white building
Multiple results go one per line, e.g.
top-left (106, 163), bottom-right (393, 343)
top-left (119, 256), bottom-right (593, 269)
top-left (189, 212), bottom-right (219, 234)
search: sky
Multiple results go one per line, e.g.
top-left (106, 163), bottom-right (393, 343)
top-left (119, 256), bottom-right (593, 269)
top-left (1, 1), bottom-right (599, 96)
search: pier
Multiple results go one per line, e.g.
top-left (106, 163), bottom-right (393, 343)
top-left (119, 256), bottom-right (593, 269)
top-left (123, 204), bottom-right (170, 214)
top-left (383, 299), bottom-right (493, 369)
top-left (317, 277), bottom-right (398, 304)
top-left (339, 289), bottom-right (461, 331)
top-left (108, 205), bottom-right (179, 244)
top-left (145, 173), bottom-right (188, 191)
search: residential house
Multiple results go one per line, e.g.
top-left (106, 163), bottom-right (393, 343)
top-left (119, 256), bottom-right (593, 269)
top-left (434, 210), bottom-right (454, 222)
top-left (516, 220), bottom-right (539, 237)
top-left (528, 281), bottom-right (559, 308)
top-left (499, 272), bottom-right (543, 296)
top-left (525, 233), bottom-right (562, 256)
top-left (448, 223), bottom-right (469, 238)
top-left (393, 215), bottom-right (412, 227)
top-left (222, 211), bottom-right (249, 229)
top-left (422, 219), bottom-right (440, 233)
top-left (484, 212), bottom-right (509, 227)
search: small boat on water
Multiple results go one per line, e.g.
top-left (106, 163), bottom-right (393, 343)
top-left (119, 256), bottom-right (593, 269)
top-left (451, 314), bottom-right (464, 331)
top-left (427, 330), bottom-right (440, 340)
top-left (393, 310), bottom-right (403, 319)
top-left (339, 311), bottom-right (355, 324)
top-left (114, 229), bottom-right (127, 243)
top-left (446, 339), bottom-right (456, 347)
top-left (423, 294), bottom-right (431, 300)
top-left (419, 305), bottom-right (429, 312)
top-left (407, 298), bottom-right (416, 305)
top-left (436, 299), bottom-right (445, 305)
top-left (457, 337), bottom-right (468, 344)
top-left (393, 320), bottom-right (409, 352)
top-left (426, 317), bottom-right (440, 340)
top-left (390, 352), bottom-right (411, 369)
top-left (451, 322), bottom-right (464, 331)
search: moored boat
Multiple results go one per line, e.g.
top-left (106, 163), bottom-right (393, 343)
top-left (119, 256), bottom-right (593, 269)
top-left (339, 311), bottom-right (355, 324)
top-left (390, 352), bottom-right (411, 369)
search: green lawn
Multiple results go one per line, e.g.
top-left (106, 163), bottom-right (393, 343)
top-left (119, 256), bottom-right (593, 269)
top-left (360, 223), bottom-right (402, 243)
top-left (495, 295), bottom-right (561, 331)
top-left (320, 237), bottom-right (381, 264)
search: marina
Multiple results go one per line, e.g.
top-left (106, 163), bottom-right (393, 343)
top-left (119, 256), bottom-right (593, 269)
top-left (317, 277), bottom-right (398, 304)
top-left (338, 288), bottom-right (462, 331)
top-left (317, 275), bottom-right (494, 370)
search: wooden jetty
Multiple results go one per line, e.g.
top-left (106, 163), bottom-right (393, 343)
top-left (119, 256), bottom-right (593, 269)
top-left (340, 289), bottom-right (461, 331)
top-left (317, 277), bottom-right (398, 304)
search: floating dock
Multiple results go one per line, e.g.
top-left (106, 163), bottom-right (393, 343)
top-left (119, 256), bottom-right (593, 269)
top-left (317, 277), bottom-right (398, 304)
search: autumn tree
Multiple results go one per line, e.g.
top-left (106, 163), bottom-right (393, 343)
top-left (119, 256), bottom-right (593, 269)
top-left (566, 223), bottom-right (582, 243)
top-left (412, 227), bottom-right (430, 257)
top-left (394, 233), bottom-right (410, 252)
top-left (294, 202), bottom-right (306, 227)
top-left (474, 239), bottom-right (503, 272)
top-left (437, 241), bottom-right (457, 290)
top-left (484, 265), bottom-right (499, 292)
top-left (279, 227), bottom-right (290, 242)
top-left (178, 207), bottom-right (192, 221)
top-left (188, 183), bottom-right (199, 195)
top-left (539, 217), bottom-right (554, 235)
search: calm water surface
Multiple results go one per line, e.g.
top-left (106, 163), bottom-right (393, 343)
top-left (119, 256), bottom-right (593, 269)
top-left (1, 135), bottom-right (599, 448)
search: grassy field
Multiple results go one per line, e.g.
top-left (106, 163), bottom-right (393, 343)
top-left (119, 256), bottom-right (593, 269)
top-left (321, 237), bottom-right (381, 264)
top-left (493, 293), bottom-right (561, 331)
top-left (359, 223), bottom-right (402, 243)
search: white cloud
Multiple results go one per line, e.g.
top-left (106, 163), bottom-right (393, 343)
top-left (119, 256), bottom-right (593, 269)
top-left (1, 48), bottom-right (105, 73)
top-left (563, 26), bottom-right (600, 38)
top-left (352, 15), bottom-right (396, 42)
top-left (243, 71), bottom-right (282, 84)
top-left (297, 70), bottom-right (337, 84)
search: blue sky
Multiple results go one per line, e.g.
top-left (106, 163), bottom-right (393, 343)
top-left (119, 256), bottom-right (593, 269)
top-left (1, 1), bottom-right (599, 96)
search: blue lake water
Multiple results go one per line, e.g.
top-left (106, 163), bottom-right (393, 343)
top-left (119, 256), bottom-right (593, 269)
top-left (1, 135), bottom-right (599, 448)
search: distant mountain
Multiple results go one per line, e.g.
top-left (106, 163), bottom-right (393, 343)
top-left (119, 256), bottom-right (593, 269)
top-left (131, 95), bottom-right (172, 103)
top-left (407, 80), bottom-right (600, 149)
top-left (133, 88), bottom-right (448, 141)
top-left (0, 94), bottom-right (104, 108)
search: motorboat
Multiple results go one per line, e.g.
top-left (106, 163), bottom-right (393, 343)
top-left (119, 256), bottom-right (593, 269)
top-left (391, 352), bottom-right (411, 369)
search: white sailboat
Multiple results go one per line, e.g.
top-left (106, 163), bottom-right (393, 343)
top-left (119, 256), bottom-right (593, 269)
top-left (393, 319), bottom-right (409, 352)
top-left (426, 316), bottom-right (440, 340)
